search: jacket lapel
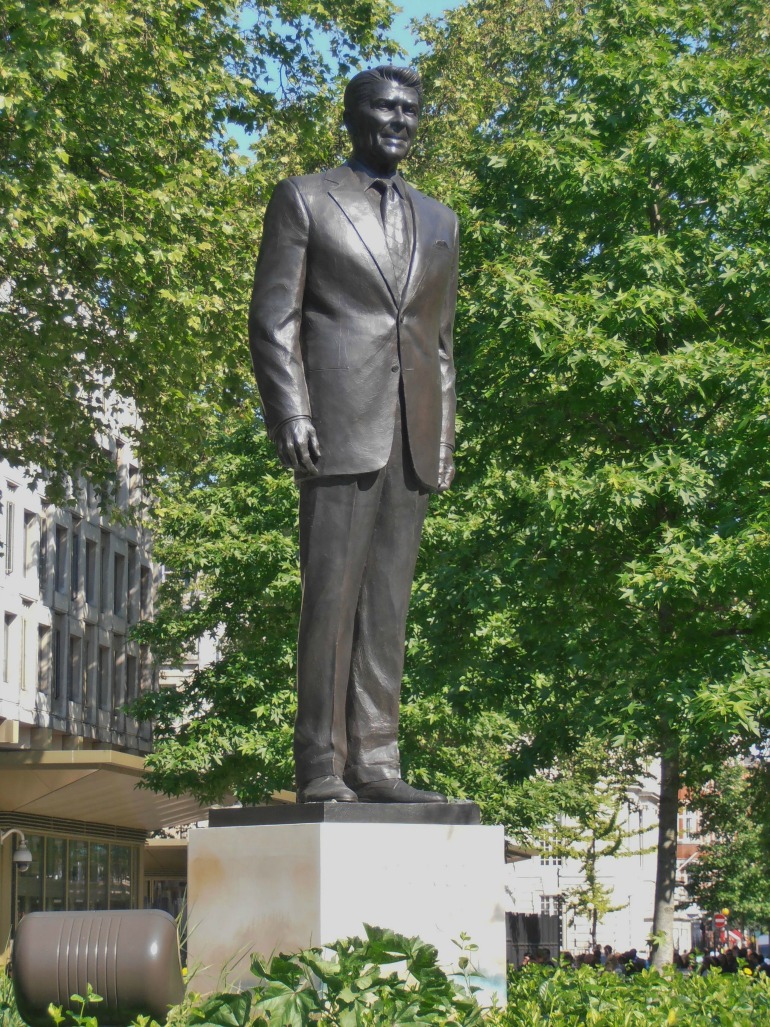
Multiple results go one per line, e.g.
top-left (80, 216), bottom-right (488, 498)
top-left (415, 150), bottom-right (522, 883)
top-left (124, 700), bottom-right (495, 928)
top-left (401, 185), bottom-right (433, 309)
top-left (326, 167), bottom-right (400, 306)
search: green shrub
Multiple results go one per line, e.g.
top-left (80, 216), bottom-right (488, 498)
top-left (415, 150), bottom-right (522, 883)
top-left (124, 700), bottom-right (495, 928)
top-left (0, 971), bottom-right (25, 1027)
top-left (188, 925), bottom-right (484, 1026)
top-left (6, 939), bottom-right (770, 1027)
top-left (496, 964), bottom-right (770, 1027)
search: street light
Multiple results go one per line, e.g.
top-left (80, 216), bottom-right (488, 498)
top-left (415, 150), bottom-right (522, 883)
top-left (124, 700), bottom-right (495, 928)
top-left (0, 828), bottom-right (33, 872)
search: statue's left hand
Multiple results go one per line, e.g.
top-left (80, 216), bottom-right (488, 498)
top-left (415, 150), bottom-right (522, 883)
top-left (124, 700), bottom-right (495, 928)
top-left (437, 444), bottom-right (455, 492)
top-left (274, 417), bottom-right (321, 475)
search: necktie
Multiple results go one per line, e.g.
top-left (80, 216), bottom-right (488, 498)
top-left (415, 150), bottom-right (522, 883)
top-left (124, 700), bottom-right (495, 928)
top-left (376, 180), bottom-right (410, 296)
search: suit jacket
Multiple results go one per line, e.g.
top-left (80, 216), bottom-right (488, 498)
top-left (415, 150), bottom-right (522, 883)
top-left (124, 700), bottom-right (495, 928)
top-left (248, 163), bottom-right (458, 490)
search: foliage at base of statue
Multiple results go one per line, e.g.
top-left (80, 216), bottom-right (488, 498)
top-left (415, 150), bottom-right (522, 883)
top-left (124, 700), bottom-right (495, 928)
top-left (0, 969), bottom-right (25, 1027)
top-left (187, 926), bottom-right (484, 1027)
top-left (496, 964), bottom-right (770, 1027)
top-left (5, 949), bottom-right (770, 1027)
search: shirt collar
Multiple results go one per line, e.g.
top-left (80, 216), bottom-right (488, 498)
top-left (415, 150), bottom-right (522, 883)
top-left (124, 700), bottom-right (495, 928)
top-left (347, 158), bottom-right (407, 198)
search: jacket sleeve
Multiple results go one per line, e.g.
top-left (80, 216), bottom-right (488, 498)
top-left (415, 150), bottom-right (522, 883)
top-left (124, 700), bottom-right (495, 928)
top-left (249, 178), bottom-right (312, 437)
top-left (439, 212), bottom-right (459, 451)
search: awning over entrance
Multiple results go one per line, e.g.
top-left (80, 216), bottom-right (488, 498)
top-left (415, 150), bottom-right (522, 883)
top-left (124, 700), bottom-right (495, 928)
top-left (144, 838), bottom-right (188, 878)
top-left (0, 750), bottom-right (208, 832)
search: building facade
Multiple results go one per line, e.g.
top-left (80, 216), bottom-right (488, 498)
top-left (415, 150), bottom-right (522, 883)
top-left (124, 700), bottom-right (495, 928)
top-left (0, 445), bottom-right (204, 954)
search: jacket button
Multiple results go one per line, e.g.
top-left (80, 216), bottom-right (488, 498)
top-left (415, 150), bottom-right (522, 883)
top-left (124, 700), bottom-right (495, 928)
top-left (391, 364), bottom-right (399, 373)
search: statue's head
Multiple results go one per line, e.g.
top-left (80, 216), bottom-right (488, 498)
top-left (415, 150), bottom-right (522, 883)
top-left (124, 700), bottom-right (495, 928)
top-left (343, 65), bottom-right (423, 174)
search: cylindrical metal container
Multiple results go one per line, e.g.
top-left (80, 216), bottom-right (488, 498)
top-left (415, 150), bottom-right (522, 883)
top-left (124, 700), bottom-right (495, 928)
top-left (12, 909), bottom-right (184, 1026)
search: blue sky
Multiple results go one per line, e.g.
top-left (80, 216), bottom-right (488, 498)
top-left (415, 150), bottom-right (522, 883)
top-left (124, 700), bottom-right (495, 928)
top-left (390, 0), bottom-right (457, 58)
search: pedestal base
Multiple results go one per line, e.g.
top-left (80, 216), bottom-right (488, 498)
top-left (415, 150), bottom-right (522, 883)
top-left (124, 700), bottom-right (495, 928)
top-left (187, 809), bottom-right (506, 1005)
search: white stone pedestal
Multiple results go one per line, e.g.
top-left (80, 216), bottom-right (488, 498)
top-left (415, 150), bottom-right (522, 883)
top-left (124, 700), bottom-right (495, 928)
top-left (187, 815), bottom-right (506, 1005)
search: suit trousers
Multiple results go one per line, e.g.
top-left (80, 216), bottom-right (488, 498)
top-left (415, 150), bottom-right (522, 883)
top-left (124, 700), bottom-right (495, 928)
top-left (294, 390), bottom-right (430, 789)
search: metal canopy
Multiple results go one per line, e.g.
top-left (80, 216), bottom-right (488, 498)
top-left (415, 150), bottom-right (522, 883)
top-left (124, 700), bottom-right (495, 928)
top-left (0, 750), bottom-right (208, 833)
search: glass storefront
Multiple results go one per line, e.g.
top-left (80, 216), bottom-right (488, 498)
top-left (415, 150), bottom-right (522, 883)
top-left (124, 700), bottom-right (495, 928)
top-left (110, 844), bottom-right (133, 910)
top-left (45, 838), bottom-right (66, 913)
top-left (68, 839), bottom-right (88, 911)
top-left (89, 842), bottom-right (109, 910)
top-left (13, 835), bottom-right (140, 928)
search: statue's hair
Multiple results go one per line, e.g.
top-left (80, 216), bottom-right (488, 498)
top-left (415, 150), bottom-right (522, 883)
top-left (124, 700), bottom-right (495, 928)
top-left (343, 65), bottom-right (423, 117)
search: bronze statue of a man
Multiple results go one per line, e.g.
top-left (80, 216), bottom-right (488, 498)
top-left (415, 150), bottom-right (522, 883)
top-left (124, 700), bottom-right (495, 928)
top-left (249, 65), bottom-right (458, 803)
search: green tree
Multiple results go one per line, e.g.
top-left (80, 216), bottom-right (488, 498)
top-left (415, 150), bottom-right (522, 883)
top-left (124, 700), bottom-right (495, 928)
top-left (131, 409), bottom-right (297, 803)
top-left (686, 762), bottom-right (770, 934)
top-left (0, 0), bottom-right (397, 500)
top-left (405, 0), bottom-right (770, 966)
top-left (551, 798), bottom-right (634, 949)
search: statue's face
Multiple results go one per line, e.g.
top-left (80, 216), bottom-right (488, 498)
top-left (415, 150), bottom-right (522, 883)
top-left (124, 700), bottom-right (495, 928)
top-left (346, 80), bottom-right (420, 174)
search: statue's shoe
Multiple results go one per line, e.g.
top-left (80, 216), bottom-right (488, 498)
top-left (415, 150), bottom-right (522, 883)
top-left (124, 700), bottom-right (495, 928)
top-left (354, 779), bottom-right (448, 803)
top-left (297, 775), bottom-right (358, 803)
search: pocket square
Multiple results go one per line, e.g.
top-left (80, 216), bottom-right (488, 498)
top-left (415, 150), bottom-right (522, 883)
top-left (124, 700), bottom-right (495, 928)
top-left (434, 239), bottom-right (450, 248)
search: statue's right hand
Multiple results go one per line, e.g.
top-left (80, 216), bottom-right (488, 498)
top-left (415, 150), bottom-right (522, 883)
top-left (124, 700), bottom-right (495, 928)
top-left (274, 417), bottom-right (321, 475)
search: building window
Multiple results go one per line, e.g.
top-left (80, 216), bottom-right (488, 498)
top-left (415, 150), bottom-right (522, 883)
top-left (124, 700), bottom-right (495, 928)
top-left (5, 501), bottom-right (15, 575)
top-left (127, 544), bottom-right (138, 625)
top-left (539, 824), bottom-right (563, 866)
top-left (126, 653), bottom-right (138, 704)
top-left (110, 845), bottom-right (134, 909)
top-left (540, 853), bottom-right (563, 867)
top-left (139, 644), bottom-right (152, 692)
top-left (98, 646), bottom-right (110, 709)
top-left (90, 842), bottom-right (109, 910)
top-left (541, 895), bottom-right (562, 917)
top-left (54, 525), bottom-right (68, 595)
top-left (67, 636), bottom-right (81, 702)
top-left (45, 837), bottom-right (67, 913)
top-left (20, 616), bottom-right (27, 690)
top-left (17, 836), bottom-right (139, 927)
top-left (52, 621), bottom-right (63, 700)
top-left (128, 464), bottom-right (140, 507)
top-left (113, 552), bottom-right (126, 617)
top-left (37, 625), bottom-right (50, 693)
top-left (70, 520), bottom-right (81, 600)
top-left (682, 811), bottom-right (698, 841)
top-left (85, 538), bottom-right (97, 605)
top-left (83, 628), bottom-right (95, 717)
top-left (23, 511), bottom-right (36, 578)
top-left (139, 565), bottom-right (152, 620)
top-left (112, 638), bottom-right (124, 707)
top-left (68, 839), bottom-right (88, 911)
top-left (3, 612), bottom-right (16, 684)
top-left (100, 531), bottom-right (111, 613)
top-left (20, 603), bottom-right (32, 691)
top-left (115, 442), bottom-right (125, 500)
top-left (38, 516), bottom-right (47, 593)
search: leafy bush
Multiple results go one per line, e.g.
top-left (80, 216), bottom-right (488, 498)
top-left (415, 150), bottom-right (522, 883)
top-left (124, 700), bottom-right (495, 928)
top-left (6, 940), bottom-right (770, 1027)
top-left (188, 925), bottom-right (484, 1026)
top-left (0, 970), bottom-right (25, 1027)
top-left (496, 964), bottom-right (770, 1027)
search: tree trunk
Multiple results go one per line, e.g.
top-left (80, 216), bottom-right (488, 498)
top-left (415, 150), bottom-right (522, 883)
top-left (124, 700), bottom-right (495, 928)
top-left (651, 749), bottom-right (680, 969)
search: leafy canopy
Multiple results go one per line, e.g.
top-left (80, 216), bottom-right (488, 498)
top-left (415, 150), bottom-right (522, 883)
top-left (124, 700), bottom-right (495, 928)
top-left (686, 761), bottom-right (770, 929)
top-left (409, 0), bottom-right (770, 786)
top-left (0, 0), bottom-right (397, 500)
